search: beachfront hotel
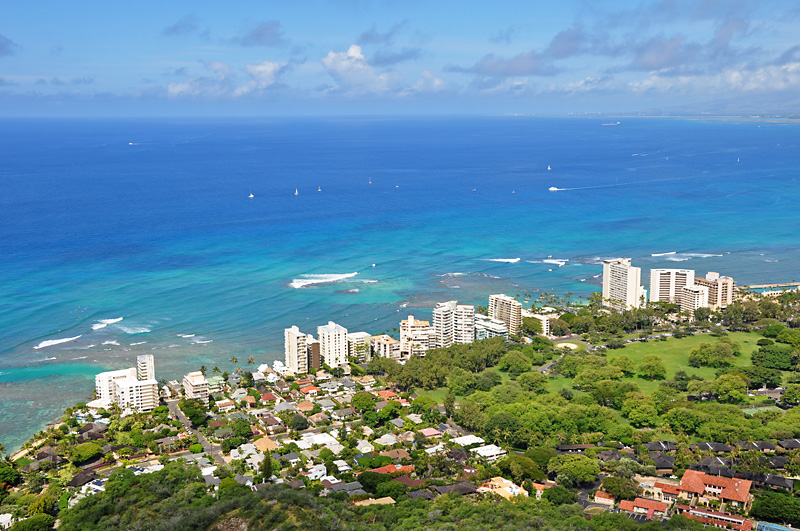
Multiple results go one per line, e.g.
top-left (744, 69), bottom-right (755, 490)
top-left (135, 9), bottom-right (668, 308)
top-left (488, 294), bottom-right (522, 336)
top-left (680, 284), bottom-right (710, 316)
top-left (649, 268), bottom-right (695, 304)
top-left (602, 258), bottom-right (647, 310)
top-left (318, 321), bottom-right (348, 368)
top-left (432, 301), bottom-right (476, 348)
top-left (695, 272), bottom-right (735, 310)
top-left (93, 354), bottom-right (159, 412)
top-left (284, 326), bottom-right (308, 374)
top-left (182, 370), bottom-right (209, 405)
top-left (399, 315), bottom-right (436, 357)
top-left (371, 334), bottom-right (401, 359)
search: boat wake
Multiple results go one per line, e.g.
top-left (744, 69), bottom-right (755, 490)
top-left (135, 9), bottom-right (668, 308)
top-left (484, 258), bottom-right (521, 263)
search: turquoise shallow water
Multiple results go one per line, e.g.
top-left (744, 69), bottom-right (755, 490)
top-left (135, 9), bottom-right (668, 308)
top-left (1, 116), bottom-right (799, 451)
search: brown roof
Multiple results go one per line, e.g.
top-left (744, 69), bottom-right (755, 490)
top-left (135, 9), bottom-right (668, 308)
top-left (654, 481), bottom-right (680, 495)
top-left (679, 470), bottom-right (752, 503)
top-left (620, 497), bottom-right (668, 513)
top-left (380, 449), bottom-right (411, 460)
top-left (393, 475), bottom-right (426, 488)
top-left (594, 490), bottom-right (614, 500)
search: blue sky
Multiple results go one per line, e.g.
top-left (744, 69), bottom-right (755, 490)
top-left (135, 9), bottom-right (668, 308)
top-left (1, 0), bottom-right (799, 116)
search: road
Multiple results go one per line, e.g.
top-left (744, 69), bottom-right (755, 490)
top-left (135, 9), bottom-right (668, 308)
top-left (166, 399), bottom-right (226, 466)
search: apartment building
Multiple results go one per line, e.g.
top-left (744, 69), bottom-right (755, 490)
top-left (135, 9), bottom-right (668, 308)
top-left (680, 284), bottom-right (710, 317)
top-left (432, 301), bottom-right (475, 348)
top-left (474, 314), bottom-right (508, 341)
top-left (602, 258), bottom-right (647, 310)
top-left (318, 321), bottom-right (348, 368)
top-left (488, 294), bottom-right (522, 335)
top-left (399, 315), bottom-right (436, 357)
top-left (649, 268), bottom-right (695, 303)
top-left (371, 334), bottom-right (401, 360)
top-left (94, 354), bottom-right (159, 412)
top-left (183, 371), bottom-right (209, 405)
top-left (284, 326), bottom-right (308, 374)
top-left (347, 331), bottom-right (373, 363)
top-left (695, 272), bottom-right (735, 310)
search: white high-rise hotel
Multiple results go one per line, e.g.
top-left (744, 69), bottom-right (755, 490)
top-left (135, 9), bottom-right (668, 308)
top-left (602, 258), bottom-right (647, 310)
top-left (95, 354), bottom-right (159, 412)
top-left (318, 321), bottom-right (348, 368)
top-left (488, 294), bottom-right (522, 336)
top-left (432, 301), bottom-right (475, 348)
top-left (649, 269), bottom-right (695, 304)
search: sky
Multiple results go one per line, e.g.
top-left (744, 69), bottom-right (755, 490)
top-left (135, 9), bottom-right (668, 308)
top-left (1, 0), bottom-right (799, 116)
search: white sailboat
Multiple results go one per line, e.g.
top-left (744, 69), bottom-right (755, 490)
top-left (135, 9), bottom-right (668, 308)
top-left (318, 186), bottom-right (322, 192)
top-left (547, 165), bottom-right (552, 171)
top-left (248, 192), bottom-right (254, 198)
top-left (369, 177), bottom-right (372, 184)
top-left (294, 188), bottom-right (299, 196)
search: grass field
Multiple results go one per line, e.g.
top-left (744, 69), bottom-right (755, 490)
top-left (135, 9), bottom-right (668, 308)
top-left (546, 331), bottom-right (761, 395)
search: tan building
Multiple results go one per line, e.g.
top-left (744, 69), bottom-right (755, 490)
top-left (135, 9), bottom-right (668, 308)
top-left (183, 371), bottom-right (209, 405)
top-left (318, 321), bottom-right (348, 368)
top-left (347, 331), bottom-right (373, 363)
top-left (284, 326), bottom-right (308, 374)
top-left (94, 355), bottom-right (158, 412)
top-left (680, 284), bottom-right (709, 317)
top-left (694, 272), bottom-right (735, 310)
top-left (371, 334), bottom-right (401, 359)
top-left (399, 316), bottom-right (436, 357)
top-left (488, 294), bottom-right (522, 335)
top-left (649, 268), bottom-right (695, 303)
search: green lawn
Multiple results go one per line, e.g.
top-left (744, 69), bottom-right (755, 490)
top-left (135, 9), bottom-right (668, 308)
top-left (604, 331), bottom-right (760, 394)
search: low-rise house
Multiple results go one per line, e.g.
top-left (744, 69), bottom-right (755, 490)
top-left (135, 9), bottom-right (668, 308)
top-left (319, 382), bottom-right (339, 393)
top-left (381, 449), bottom-right (411, 461)
top-left (375, 390), bottom-right (397, 400)
top-left (648, 452), bottom-right (675, 473)
top-left (331, 407), bottom-right (356, 421)
top-left (425, 444), bottom-right (446, 455)
top-left (674, 505), bottom-right (754, 531)
top-left (353, 375), bottom-right (375, 389)
top-left (420, 427), bottom-right (442, 439)
top-left (555, 444), bottom-right (596, 454)
top-left (260, 392), bottom-right (278, 404)
top-left (308, 412), bottom-right (330, 425)
top-left (367, 464), bottom-right (414, 475)
top-left (230, 388), bottom-right (247, 401)
top-left (242, 395), bottom-right (257, 408)
top-left (254, 437), bottom-right (280, 453)
top-left (405, 413), bottom-right (423, 425)
top-left (619, 498), bottom-right (668, 520)
top-left (297, 400), bottom-right (315, 414)
top-left (447, 448), bottom-right (470, 464)
top-left (389, 418), bottom-right (405, 429)
top-left (261, 415), bottom-right (285, 435)
top-left (374, 433), bottom-right (398, 446)
top-left (216, 399), bottom-right (236, 413)
top-left (644, 441), bottom-right (677, 453)
top-left (333, 460), bottom-right (351, 473)
top-left (300, 385), bottom-right (320, 397)
top-left (478, 477), bottom-right (528, 500)
top-left (431, 481), bottom-right (478, 496)
top-left (317, 399), bottom-right (337, 412)
top-left (691, 442), bottom-right (733, 453)
top-left (230, 443), bottom-right (258, 461)
top-left (678, 469), bottom-right (752, 509)
top-left (735, 440), bottom-right (776, 453)
top-left (0, 513), bottom-right (13, 529)
top-left (646, 481), bottom-right (680, 503)
top-left (471, 444), bottom-right (506, 461)
top-left (398, 431), bottom-right (416, 444)
top-left (451, 434), bottom-right (485, 447)
top-left (593, 490), bottom-right (615, 506)
top-left (274, 401), bottom-right (297, 414)
top-left (778, 438), bottom-right (800, 450)
top-left (306, 463), bottom-right (328, 481)
top-left (273, 452), bottom-right (301, 467)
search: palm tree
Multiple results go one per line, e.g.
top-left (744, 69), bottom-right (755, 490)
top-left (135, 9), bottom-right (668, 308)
top-left (230, 356), bottom-right (238, 365)
top-left (200, 365), bottom-right (207, 375)
top-left (247, 356), bottom-right (254, 366)
top-left (212, 366), bottom-right (220, 375)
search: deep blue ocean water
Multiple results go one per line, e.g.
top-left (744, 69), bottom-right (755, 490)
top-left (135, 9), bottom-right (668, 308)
top-left (1, 116), bottom-right (799, 451)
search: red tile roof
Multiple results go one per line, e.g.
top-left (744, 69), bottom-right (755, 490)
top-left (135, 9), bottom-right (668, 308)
top-left (675, 505), bottom-right (753, 531)
top-left (261, 392), bottom-right (278, 401)
top-left (654, 481), bottom-right (680, 495)
top-left (375, 390), bottom-right (397, 399)
top-left (365, 464), bottom-right (415, 475)
top-left (679, 469), bottom-right (752, 503)
top-left (594, 490), bottom-right (614, 500)
top-left (300, 385), bottom-right (320, 394)
top-left (619, 498), bottom-right (668, 514)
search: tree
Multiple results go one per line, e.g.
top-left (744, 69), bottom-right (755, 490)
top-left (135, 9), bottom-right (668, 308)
top-left (601, 476), bottom-right (639, 501)
top-left (28, 494), bottom-right (57, 516)
top-left (247, 356), bottom-right (255, 366)
top-left (542, 485), bottom-right (577, 505)
top-left (351, 392), bottom-right (376, 414)
top-left (549, 319), bottom-right (571, 337)
top-left (715, 373), bottom-right (747, 403)
top-left (517, 371), bottom-right (547, 393)
top-left (610, 356), bottom-right (636, 376)
top-left (547, 454), bottom-right (600, 486)
top-left (9, 514), bottom-right (56, 531)
top-left (638, 355), bottom-right (666, 380)
top-left (752, 344), bottom-right (796, 370)
top-left (447, 367), bottom-right (477, 396)
top-left (199, 365), bottom-right (207, 375)
top-left (376, 480), bottom-right (407, 500)
top-left (69, 442), bottom-right (103, 464)
top-left (520, 317), bottom-right (543, 336)
top-left (497, 455), bottom-right (545, 483)
top-left (189, 443), bottom-right (204, 454)
top-left (444, 390), bottom-right (455, 417)
top-left (524, 447), bottom-right (557, 469)
top-left (179, 399), bottom-right (209, 428)
top-left (0, 462), bottom-right (21, 486)
top-left (497, 351), bottom-right (532, 377)
top-left (693, 307), bottom-right (712, 322)
top-left (260, 451), bottom-right (273, 480)
top-left (289, 414), bottom-right (309, 432)
top-left (357, 471), bottom-right (392, 493)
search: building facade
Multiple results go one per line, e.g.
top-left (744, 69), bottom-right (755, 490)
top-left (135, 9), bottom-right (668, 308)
top-left (183, 371), bottom-right (209, 405)
top-left (488, 294), bottom-right (522, 336)
top-left (680, 284), bottom-right (710, 317)
top-left (347, 331), bottom-right (373, 363)
top-left (602, 258), bottom-right (647, 310)
top-left (694, 272), bottom-right (735, 310)
top-left (318, 321), bottom-right (348, 368)
top-left (432, 301), bottom-right (475, 348)
top-left (474, 314), bottom-right (508, 340)
top-left (371, 334), bottom-right (401, 359)
top-left (94, 355), bottom-right (158, 412)
top-left (399, 316), bottom-right (436, 357)
top-left (284, 326), bottom-right (308, 374)
top-left (649, 268), bottom-right (695, 303)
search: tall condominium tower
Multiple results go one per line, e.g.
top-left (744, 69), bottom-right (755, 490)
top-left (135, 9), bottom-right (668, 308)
top-left (602, 258), bottom-right (647, 310)
top-left (284, 326), bottom-right (308, 374)
top-left (433, 301), bottom-right (476, 348)
top-left (488, 294), bottom-right (522, 335)
top-left (317, 321), bottom-right (348, 368)
top-left (649, 269), bottom-right (695, 303)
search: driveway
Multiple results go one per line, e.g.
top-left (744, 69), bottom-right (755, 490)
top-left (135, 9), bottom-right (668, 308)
top-left (166, 399), bottom-right (225, 466)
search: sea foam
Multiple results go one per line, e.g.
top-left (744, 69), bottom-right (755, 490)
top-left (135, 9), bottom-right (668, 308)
top-left (485, 258), bottom-right (521, 263)
top-left (116, 325), bottom-right (151, 334)
top-left (34, 335), bottom-right (82, 349)
top-left (91, 317), bottom-right (123, 330)
top-left (651, 251), bottom-right (676, 257)
top-left (290, 272), bottom-right (359, 288)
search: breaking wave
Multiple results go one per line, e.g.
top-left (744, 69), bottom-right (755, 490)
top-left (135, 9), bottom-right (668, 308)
top-left (290, 272), bottom-right (359, 288)
top-left (34, 335), bottom-right (82, 350)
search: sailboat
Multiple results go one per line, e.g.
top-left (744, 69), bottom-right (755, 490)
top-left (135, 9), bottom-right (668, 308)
top-left (737, 157), bottom-right (740, 163)
top-left (318, 186), bottom-right (322, 192)
top-left (547, 165), bottom-right (552, 171)
top-left (249, 192), bottom-right (254, 198)
top-left (369, 177), bottom-right (372, 184)
top-left (294, 188), bottom-right (299, 196)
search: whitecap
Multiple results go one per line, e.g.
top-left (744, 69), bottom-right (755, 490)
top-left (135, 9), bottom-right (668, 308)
top-left (72, 356), bottom-right (88, 360)
top-left (42, 356), bottom-right (57, 361)
top-left (542, 258), bottom-right (569, 267)
top-left (102, 340), bottom-right (120, 346)
top-left (192, 339), bottom-right (213, 344)
top-left (665, 256), bottom-right (691, 262)
top-left (116, 325), bottom-right (151, 334)
top-left (92, 317), bottom-right (123, 330)
top-left (484, 258), bottom-right (521, 263)
top-left (290, 272), bottom-right (359, 288)
top-left (360, 280), bottom-right (378, 284)
top-left (130, 341), bottom-right (146, 346)
top-left (580, 279), bottom-right (587, 282)
top-left (178, 334), bottom-right (196, 338)
top-left (79, 344), bottom-right (97, 350)
top-left (34, 335), bottom-right (82, 349)
top-left (651, 251), bottom-right (677, 257)
top-left (683, 253), bottom-right (723, 258)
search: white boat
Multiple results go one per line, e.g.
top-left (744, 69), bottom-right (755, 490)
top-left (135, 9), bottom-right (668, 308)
top-left (547, 165), bottom-right (552, 171)
top-left (548, 186), bottom-right (559, 191)
top-left (318, 186), bottom-right (321, 192)
top-left (737, 157), bottom-right (740, 163)
top-left (249, 193), bottom-right (254, 198)
top-left (294, 188), bottom-right (299, 196)
top-left (512, 190), bottom-right (516, 194)
top-left (369, 177), bottom-right (372, 184)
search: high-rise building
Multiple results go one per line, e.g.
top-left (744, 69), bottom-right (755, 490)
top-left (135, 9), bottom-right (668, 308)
top-left (399, 315), bottom-right (436, 357)
top-left (317, 321), bottom-right (348, 368)
top-left (649, 269), bottom-right (695, 303)
top-left (182, 371), bottom-right (209, 405)
top-left (695, 272), bottom-right (735, 310)
top-left (602, 258), bottom-right (647, 310)
top-left (284, 326), bottom-right (308, 374)
top-left (95, 355), bottom-right (159, 412)
top-left (433, 301), bottom-right (475, 348)
top-left (474, 314), bottom-right (508, 341)
top-left (347, 332), bottom-right (373, 363)
top-left (488, 294), bottom-right (522, 335)
top-left (306, 334), bottom-right (321, 370)
top-left (371, 334), bottom-right (401, 359)
top-left (680, 284), bottom-right (709, 317)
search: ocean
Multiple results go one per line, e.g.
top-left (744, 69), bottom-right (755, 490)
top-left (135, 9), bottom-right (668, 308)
top-left (1, 116), bottom-right (799, 452)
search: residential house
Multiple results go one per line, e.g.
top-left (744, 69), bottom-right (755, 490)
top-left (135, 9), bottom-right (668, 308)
top-left (619, 498), bottom-right (669, 520)
top-left (366, 464), bottom-right (414, 475)
top-left (471, 444), bottom-right (507, 461)
top-left (691, 442), bottom-right (733, 453)
top-left (645, 441), bottom-right (677, 453)
top-left (646, 481), bottom-right (680, 503)
top-left (478, 477), bottom-right (528, 500)
top-left (296, 400), bottom-right (315, 414)
top-left (374, 433), bottom-right (398, 446)
top-left (230, 388), bottom-right (247, 401)
top-left (555, 444), bottom-right (596, 454)
top-left (648, 452), bottom-right (675, 473)
top-left (260, 392), bottom-right (278, 405)
top-left (674, 505), bottom-right (754, 531)
top-left (380, 449), bottom-right (411, 461)
top-left (300, 385), bottom-right (320, 398)
top-left (241, 395), bottom-right (256, 408)
top-left (316, 398), bottom-right (336, 412)
top-left (431, 481), bottom-right (478, 496)
top-left (420, 427), bottom-right (442, 439)
top-left (735, 440), bottom-right (776, 453)
top-left (254, 437), bottom-right (280, 453)
top-left (778, 438), bottom-right (800, 450)
top-left (216, 399), bottom-right (235, 412)
top-left (353, 375), bottom-right (375, 389)
top-left (451, 434), bottom-right (485, 447)
top-left (593, 491), bottom-right (615, 506)
top-left (308, 412), bottom-right (330, 425)
top-left (333, 460), bottom-right (352, 473)
top-left (678, 469), bottom-right (752, 509)
top-left (356, 440), bottom-right (375, 453)
top-left (331, 407), bottom-right (356, 421)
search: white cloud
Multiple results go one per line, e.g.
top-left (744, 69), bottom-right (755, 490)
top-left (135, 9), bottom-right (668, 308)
top-left (234, 61), bottom-right (283, 96)
top-left (629, 62), bottom-right (800, 94)
top-left (320, 44), bottom-right (404, 95)
top-left (412, 70), bottom-right (450, 93)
